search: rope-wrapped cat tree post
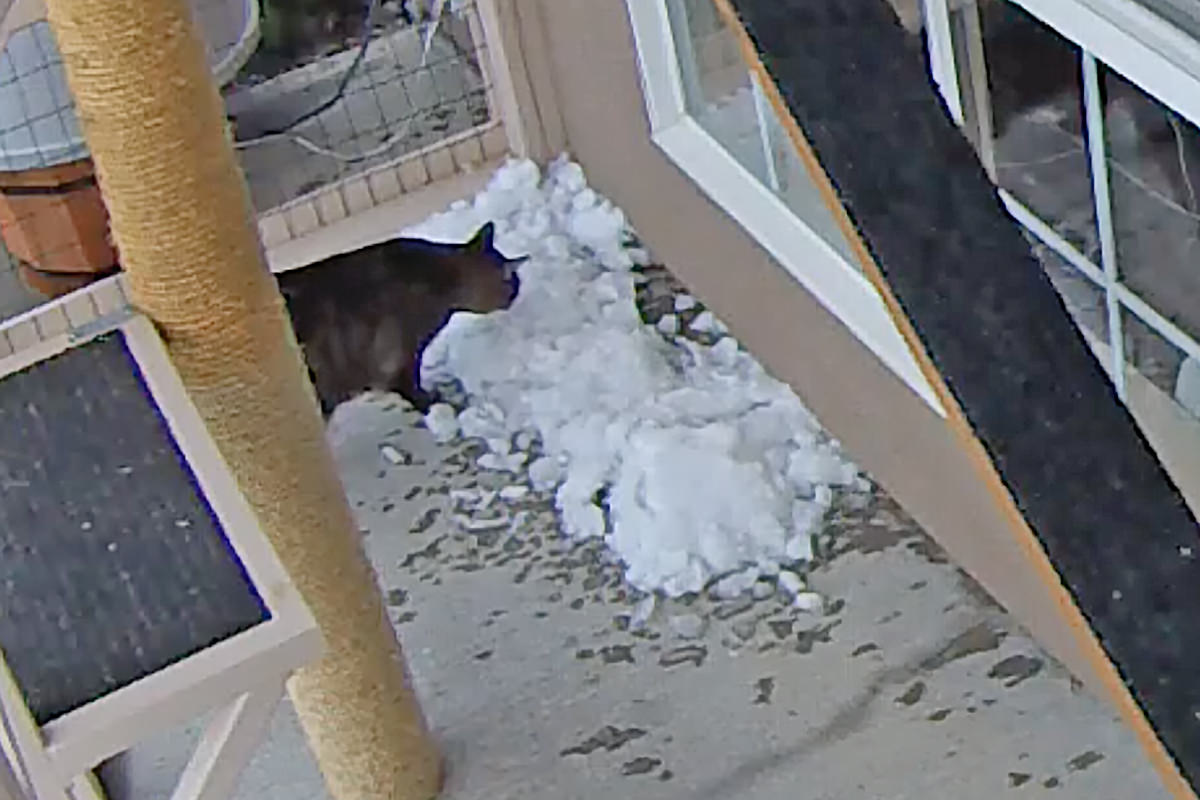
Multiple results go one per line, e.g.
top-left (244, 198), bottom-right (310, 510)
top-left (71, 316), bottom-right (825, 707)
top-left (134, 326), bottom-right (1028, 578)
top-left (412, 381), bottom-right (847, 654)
top-left (40, 1), bottom-right (442, 799)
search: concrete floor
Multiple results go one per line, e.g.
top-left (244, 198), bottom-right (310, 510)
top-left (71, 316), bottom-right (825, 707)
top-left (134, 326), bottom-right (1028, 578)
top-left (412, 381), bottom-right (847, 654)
top-left (113, 391), bottom-right (1170, 799)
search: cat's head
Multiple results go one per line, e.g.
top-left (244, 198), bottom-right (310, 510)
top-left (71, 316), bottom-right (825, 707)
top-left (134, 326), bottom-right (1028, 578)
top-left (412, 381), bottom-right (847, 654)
top-left (450, 221), bottom-right (525, 312)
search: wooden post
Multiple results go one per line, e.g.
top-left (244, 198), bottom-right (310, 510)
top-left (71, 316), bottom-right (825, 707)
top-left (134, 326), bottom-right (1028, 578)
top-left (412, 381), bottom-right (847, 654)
top-left (39, 1), bottom-right (442, 798)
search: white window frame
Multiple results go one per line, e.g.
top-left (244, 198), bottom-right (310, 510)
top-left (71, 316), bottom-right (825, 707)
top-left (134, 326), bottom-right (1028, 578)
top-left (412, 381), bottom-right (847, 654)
top-left (921, 0), bottom-right (1200, 408)
top-left (624, 0), bottom-right (946, 417)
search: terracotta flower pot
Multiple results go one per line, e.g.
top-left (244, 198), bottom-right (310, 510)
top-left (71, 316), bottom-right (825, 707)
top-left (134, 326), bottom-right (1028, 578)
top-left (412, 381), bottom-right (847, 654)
top-left (0, 157), bottom-right (118, 277)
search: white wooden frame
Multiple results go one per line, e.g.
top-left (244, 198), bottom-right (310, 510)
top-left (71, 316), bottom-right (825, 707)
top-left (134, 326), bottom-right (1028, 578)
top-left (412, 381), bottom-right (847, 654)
top-left (255, 0), bottom-right (527, 270)
top-left (0, 304), bottom-right (323, 800)
top-left (623, 0), bottom-right (946, 416)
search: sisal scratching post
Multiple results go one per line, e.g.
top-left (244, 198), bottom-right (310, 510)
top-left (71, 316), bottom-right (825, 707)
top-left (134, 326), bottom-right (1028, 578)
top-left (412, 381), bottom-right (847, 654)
top-left (41, 1), bottom-right (442, 798)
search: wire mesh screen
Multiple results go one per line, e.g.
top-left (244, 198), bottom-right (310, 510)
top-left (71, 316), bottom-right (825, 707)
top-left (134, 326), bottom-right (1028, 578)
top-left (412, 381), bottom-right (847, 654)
top-left (231, 0), bottom-right (510, 248)
top-left (0, 0), bottom-right (257, 323)
top-left (0, 0), bottom-right (511, 322)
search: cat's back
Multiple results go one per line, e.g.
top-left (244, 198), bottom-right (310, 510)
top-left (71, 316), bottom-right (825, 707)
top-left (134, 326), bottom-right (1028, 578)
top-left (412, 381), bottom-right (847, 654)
top-left (308, 237), bottom-right (459, 290)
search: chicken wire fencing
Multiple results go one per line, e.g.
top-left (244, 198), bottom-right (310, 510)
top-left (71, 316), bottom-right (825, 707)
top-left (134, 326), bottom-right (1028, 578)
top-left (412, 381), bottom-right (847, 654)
top-left (233, 0), bottom-right (509, 249)
top-left (0, 0), bottom-right (510, 331)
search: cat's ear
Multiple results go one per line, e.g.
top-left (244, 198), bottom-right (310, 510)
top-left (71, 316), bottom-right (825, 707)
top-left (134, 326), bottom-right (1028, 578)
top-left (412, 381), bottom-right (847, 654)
top-left (466, 221), bottom-right (497, 253)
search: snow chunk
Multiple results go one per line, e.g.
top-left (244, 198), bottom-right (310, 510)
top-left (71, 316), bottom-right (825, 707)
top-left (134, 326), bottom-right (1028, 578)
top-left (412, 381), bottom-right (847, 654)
top-left (415, 157), bottom-right (859, 595)
top-left (423, 403), bottom-right (460, 443)
top-left (793, 592), bottom-right (825, 614)
top-left (630, 595), bottom-right (656, 630)
top-left (380, 444), bottom-right (405, 465)
top-left (674, 294), bottom-right (697, 312)
top-left (528, 457), bottom-right (564, 492)
top-left (777, 570), bottom-right (806, 598)
top-left (689, 310), bottom-right (726, 335)
top-left (713, 567), bottom-right (758, 599)
top-left (499, 485), bottom-right (529, 502)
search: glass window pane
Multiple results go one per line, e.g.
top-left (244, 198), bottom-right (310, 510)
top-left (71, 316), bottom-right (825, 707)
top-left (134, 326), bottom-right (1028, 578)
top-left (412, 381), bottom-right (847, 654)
top-left (1103, 64), bottom-right (1200, 344)
top-left (971, 0), bottom-right (1100, 260)
top-left (1031, 237), bottom-right (1110, 347)
top-left (757, 83), bottom-right (861, 268)
top-left (664, 0), bottom-right (862, 270)
top-left (665, 0), bottom-right (770, 183)
top-left (1123, 308), bottom-right (1198, 421)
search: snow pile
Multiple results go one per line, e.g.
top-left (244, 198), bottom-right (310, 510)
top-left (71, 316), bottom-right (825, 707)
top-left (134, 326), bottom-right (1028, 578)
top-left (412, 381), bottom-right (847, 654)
top-left (406, 157), bottom-right (863, 597)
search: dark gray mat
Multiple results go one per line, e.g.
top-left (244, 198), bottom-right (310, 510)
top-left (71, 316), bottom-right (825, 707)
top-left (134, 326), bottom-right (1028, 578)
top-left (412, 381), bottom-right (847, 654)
top-left (0, 332), bottom-right (268, 725)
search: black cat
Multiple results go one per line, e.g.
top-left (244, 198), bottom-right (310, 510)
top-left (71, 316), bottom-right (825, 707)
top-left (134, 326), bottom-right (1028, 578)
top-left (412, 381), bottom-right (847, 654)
top-left (277, 221), bottom-right (523, 417)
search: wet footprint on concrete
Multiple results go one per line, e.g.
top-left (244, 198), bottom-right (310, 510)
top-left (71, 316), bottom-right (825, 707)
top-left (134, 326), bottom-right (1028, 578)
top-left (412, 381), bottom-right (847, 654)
top-left (753, 676), bottom-right (775, 705)
top-left (1066, 750), bottom-right (1104, 772)
top-left (659, 645), bottom-right (707, 668)
top-left (560, 726), bottom-right (647, 757)
top-left (895, 681), bottom-right (926, 706)
top-left (621, 756), bottom-right (663, 776)
top-left (1008, 772), bottom-right (1032, 788)
top-left (600, 644), bottom-right (636, 665)
top-left (987, 654), bottom-right (1044, 688)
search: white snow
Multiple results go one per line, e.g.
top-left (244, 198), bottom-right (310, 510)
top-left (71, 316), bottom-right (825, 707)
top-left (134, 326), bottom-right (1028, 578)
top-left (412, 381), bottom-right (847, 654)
top-left (455, 513), bottom-right (510, 532)
top-left (407, 157), bottom-right (862, 597)
top-left (423, 403), bottom-right (460, 442)
top-left (630, 595), bottom-right (656, 630)
top-left (792, 592), bottom-right (825, 614)
top-left (713, 567), bottom-right (759, 600)
top-left (527, 456), bottom-right (564, 491)
top-left (777, 570), bottom-right (806, 598)
top-left (688, 310), bottom-right (725, 336)
top-left (380, 444), bottom-right (406, 465)
top-left (751, 580), bottom-right (774, 600)
top-left (499, 485), bottom-right (529, 502)
top-left (674, 294), bottom-right (696, 313)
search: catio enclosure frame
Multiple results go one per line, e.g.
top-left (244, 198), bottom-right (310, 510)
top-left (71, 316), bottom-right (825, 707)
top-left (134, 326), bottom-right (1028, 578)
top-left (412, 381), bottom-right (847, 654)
top-left (0, 287), bottom-right (322, 800)
top-left (252, 0), bottom-right (530, 274)
top-left (0, 0), bottom-right (533, 296)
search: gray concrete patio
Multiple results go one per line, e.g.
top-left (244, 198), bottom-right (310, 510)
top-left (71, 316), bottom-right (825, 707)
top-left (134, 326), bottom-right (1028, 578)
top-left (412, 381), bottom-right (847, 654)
top-left (112, 391), bottom-right (1169, 800)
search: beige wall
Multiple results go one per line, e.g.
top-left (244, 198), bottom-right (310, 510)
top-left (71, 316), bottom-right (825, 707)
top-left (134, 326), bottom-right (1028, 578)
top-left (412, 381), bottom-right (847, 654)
top-left (512, 0), bottom-right (1105, 691)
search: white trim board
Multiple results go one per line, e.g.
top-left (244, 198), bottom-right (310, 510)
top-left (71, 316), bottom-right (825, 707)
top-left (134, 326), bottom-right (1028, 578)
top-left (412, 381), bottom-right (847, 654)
top-left (624, 0), bottom-right (946, 417)
top-left (0, 311), bottom-right (322, 790)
